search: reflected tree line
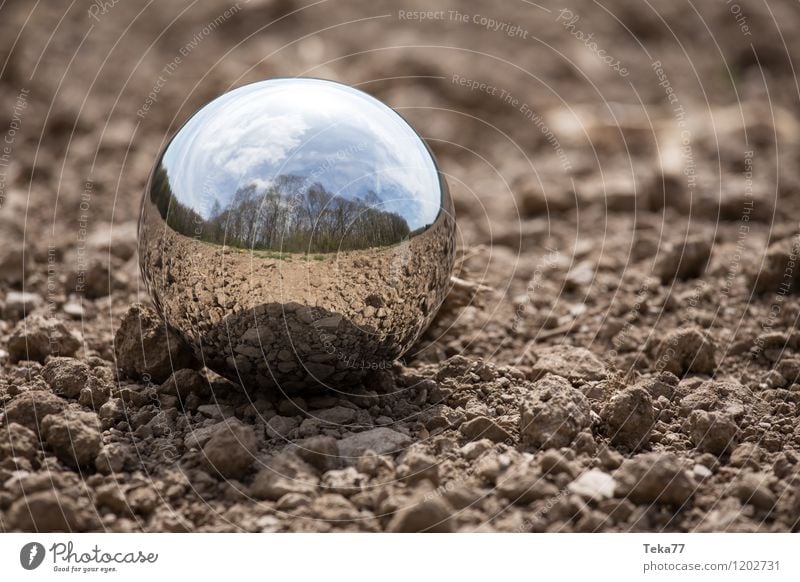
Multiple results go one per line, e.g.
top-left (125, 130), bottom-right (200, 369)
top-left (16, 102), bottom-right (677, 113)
top-left (150, 167), bottom-right (413, 252)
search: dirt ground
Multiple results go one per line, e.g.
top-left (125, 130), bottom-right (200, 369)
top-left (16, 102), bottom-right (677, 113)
top-left (2, 0), bottom-right (800, 532)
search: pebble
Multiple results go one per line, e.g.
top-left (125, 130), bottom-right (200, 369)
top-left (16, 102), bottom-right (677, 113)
top-left (7, 315), bottom-right (81, 362)
top-left (530, 346), bottom-right (608, 382)
top-left (603, 386), bottom-right (655, 450)
top-left (41, 409), bottom-right (102, 468)
top-left (202, 423), bottom-right (258, 479)
top-left (687, 410), bottom-right (738, 455)
top-left (386, 496), bottom-right (454, 533)
top-left (3, 291), bottom-right (42, 319)
top-left (615, 452), bottom-right (696, 506)
top-left (459, 415), bottom-right (512, 443)
top-left (568, 469), bottom-right (617, 501)
top-left (337, 427), bottom-right (412, 461)
top-left (735, 473), bottom-right (776, 511)
top-left (520, 374), bottom-right (591, 449)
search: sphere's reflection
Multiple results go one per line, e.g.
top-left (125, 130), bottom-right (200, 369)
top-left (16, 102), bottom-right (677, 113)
top-left (138, 78), bottom-right (455, 391)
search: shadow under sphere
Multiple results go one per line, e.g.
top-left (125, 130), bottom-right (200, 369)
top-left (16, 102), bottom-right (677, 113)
top-left (138, 78), bottom-right (455, 392)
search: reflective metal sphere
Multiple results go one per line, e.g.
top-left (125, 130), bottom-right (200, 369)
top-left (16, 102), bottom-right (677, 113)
top-left (138, 78), bottom-right (455, 391)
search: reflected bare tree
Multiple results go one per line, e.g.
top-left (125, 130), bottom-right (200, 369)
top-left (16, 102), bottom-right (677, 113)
top-left (151, 166), bottom-right (413, 253)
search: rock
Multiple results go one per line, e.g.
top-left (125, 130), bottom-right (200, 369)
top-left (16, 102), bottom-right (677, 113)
top-left (95, 442), bottom-right (132, 474)
top-left (5, 490), bottom-right (88, 531)
top-left (114, 303), bottom-right (197, 382)
top-left (687, 410), bottom-right (738, 455)
top-left (98, 398), bottom-right (125, 422)
top-left (729, 442), bottom-right (763, 468)
top-left (250, 455), bottom-right (319, 500)
top-left (602, 386), bottom-right (655, 450)
top-left (735, 473), bottom-right (776, 511)
top-left (184, 420), bottom-right (234, 450)
top-left (0, 422), bottom-right (38, 461)
top-left (158, 368), bottom-right (209, 398)
top-left (3, 391), bottom-right (67, 432)
top-left (320, 467), bottom-right (367, 495)
top-left (40, 409), bottom-right (102, 468)
top-left (654, 237), bottom-right (712, 282)
top-left (615, 452), bottom-right (696, 506)
top-left (519, 374), bottom-right (591, 449)
top-left (202, 423), bottom-right (258, 479)
top-left (41, 357), bottom-right (92, 399)
top-left (654, 327), bottom-right (717, 376)
top-left (460, 439), bottom-right (493, 460)
top-left (397, 449), bottom-right (439, 485)
top-left (497, 463), bottom-right (559, 503)
top-left (459, 415), bottom-right (513, 443)
top-left (568, 469), bottom-right (617, 501)
top-left (294, 435), bottom-right (340, 472)
top-left (0, 241), bottom-right (27, 285)
top-left (337, 428), bottom-right (412, 461)
top-left (679, 380), bottom-right (758, 420)
top-left (637, 372), bottom-right (680, 400)
top-left (539, 449), bottom-right (577, 477)
top-left (2, 290), bottom-right (42, 319)
top-left (265, 415), bottom-right (299, 439)
top-left (750, 234), bottom-right (800, 294)
top-left (196, 403), bottom-right (234, 420)
top-left (530, 346), bottom-right (607, 382)
top-left (386, 496), bottom-right (454, 532)
top-left (314, 406), bottom-right (356, 425)
top-left (7, 316), bottom-right (81, 362)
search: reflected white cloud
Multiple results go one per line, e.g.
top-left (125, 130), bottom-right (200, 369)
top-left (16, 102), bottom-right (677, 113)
top-left (159, 78), bottom-right (443, 231)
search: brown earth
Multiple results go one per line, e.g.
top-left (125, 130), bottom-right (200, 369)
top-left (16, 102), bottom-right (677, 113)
top-left (1, 0), bottom-right (800, 532)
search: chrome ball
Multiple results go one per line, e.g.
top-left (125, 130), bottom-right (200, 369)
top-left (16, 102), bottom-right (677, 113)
top-left (138, 78), bottom-right (455, 391)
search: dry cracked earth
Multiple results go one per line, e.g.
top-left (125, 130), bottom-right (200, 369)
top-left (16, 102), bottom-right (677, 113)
top-left (2, 0), bottom-right (800, 532)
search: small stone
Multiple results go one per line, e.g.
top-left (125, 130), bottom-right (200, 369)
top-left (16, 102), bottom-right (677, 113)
top-left (0, 423), bottom-right (39, 461)
top-left (2, 291), bottom-right (42, 319)
top-left (98, 398), bottom-right (126, 422)
top-left (496, 463), bottom-right (559, 504)
top-left (314, 406), bottom-right (356, 425)
top-left (386, 496), bottom-right (454, 532)
top-left (692, 464), bottom-right (712, 480)
top-left (460, 439), bottom-right (493, 461)
top-left (265, 415), bottom-right (299, 439)
top-left (7, 316), bottom-right (81, 362)
top-left (40, 409), bottom-right (102, 468)
top-left (520, 374), bottom-right (591, 449)
top-left (687, 410), bottom-right (737, 455)
top-left (294, 435), bottom-right (340, 472)
top-left (158, 368), bottom-right (209, 398)
top-left (6, 490), bottom-right (89, 531)
top-left (4, 391), bottom-right (67, 432)
top-left (197, 403), bottom-right (235, 420)
top-left (41, 357), bottom-right (92, 399)
top-left (530, 346), bottom-right (607, 382)
top-left (459, 415), bottom-right (513, 443)
top-left (337, 428), bottom-right (412, 461)
top-left (250, 455), bottom-right (319, 501)
top-left (539, 449), bottom-right (577, 477)
top-left (735, 473), bottom-right (776, 511)
top-left (95, 443), bottom-right (132, 474)
top-left (202, 423), bottom-right (258, 479)
top-left (729, 443), bottom-right (763, 469)
top-left (568, 469), bottom-right (617, 501)
top-left (602, 386), bottom-right (655, 451)
top-left (114, 303), bottom-right (197, 382)
top-left (615, 452), bottom-right (696, 506)
top-left (654, 237), bottom-right (712, 282)
top-left (655, 327), bottom-right (717, 376)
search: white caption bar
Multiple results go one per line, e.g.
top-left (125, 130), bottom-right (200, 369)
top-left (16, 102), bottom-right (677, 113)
top-left (1, 533), bottom-right (797, 581)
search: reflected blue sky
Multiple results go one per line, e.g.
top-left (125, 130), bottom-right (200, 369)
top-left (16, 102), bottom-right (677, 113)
top-left (161, 78), bottom-right (443, 231)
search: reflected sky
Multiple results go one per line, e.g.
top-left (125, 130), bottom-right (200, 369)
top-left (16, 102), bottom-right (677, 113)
top-left (160, 78), bottom-right (443, 231)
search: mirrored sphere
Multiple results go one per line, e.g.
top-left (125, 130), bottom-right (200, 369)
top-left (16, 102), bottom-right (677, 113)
top-left (138, 78), bottom-right (455, 391)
